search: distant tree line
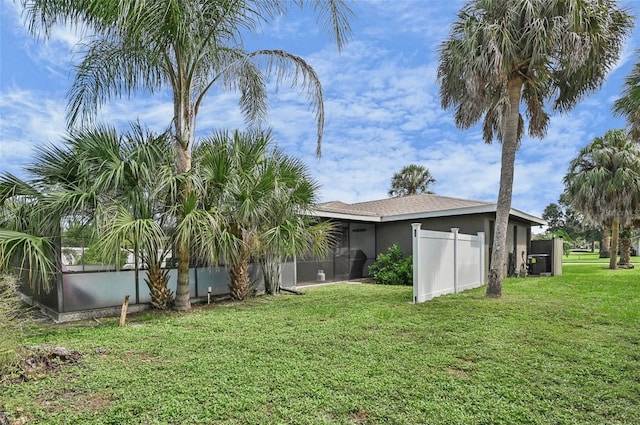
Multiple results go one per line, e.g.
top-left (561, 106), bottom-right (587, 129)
top-left (540, 194), bottom-right (602, 254)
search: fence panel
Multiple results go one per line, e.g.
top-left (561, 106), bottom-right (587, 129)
top-left (415, 230), bottom-right (455, 302)
top-left (456, 233), bottom-right (485, 291)
top-left (412, 224), bottom-right (484, 303)
top-left (62, 270), bottom-right (137, 312)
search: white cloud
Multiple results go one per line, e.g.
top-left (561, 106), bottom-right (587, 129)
top-left (0, 87), bottom-right (68, 174)
top-left (2, 0), bottom-right (639, 223)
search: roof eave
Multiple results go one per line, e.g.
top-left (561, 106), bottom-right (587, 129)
top-left (313, 204), bottom-right (546, 226)
top-left (509, 208), bottom-right (547, 226)
top-left (309, 210), bottom-right (382, 222)
top-left (380, 205), bottom-right (496, 222)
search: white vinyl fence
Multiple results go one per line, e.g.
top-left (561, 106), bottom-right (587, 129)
top-left (412, 224), bottom-right (485, 303)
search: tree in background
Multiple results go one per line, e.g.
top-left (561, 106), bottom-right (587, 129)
top-left (388, 164), bottom-right (436, 197)
top-left (613, 50), bottom-right (640, 141)
top-left (564, 129), bottom-right (640, 269)
top-left (438, 0), bottom-right (632, 296)
top-left (22, 0), bottom-right (353, 310)
top-left (541, 195), bottom-right (602, 253)
top-left (619, 228), bottom-right (633, 266)
top-left (541, 203), bottom-right (564, 234)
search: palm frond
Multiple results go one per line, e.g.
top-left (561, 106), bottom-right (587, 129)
top-left (0, 229), bottom-right (56, 291)
top-left (613, 50), bottom-right (640, 140)
top-left (564, 129), bottom-right (640, 226)
top-left (438, 0), bottom-right (633, 143)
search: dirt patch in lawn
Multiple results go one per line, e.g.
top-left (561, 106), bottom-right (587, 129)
top-left (1, 346), bottom-right (83, 384)
top-left (35, 390), bottom-right (113, 414)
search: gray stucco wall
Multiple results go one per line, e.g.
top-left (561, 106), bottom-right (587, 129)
top-left (376, 214), bottom-right (488, 256)
top-left (376, 214), bottom-right (534, 277)
top-left (506, 221), bottom-right (531, 271)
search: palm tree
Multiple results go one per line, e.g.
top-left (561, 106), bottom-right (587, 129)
top-left (194, 129), bottom-right (334, 299)
top-left (253, 150), bottom-right (335, 295)
top-left (82, 124), bottom-right (184, 309)
top-left (0, 200), bottom-right (57, 292)
top-left (388, 164), bottom-right (436, 197)
top-left (613, 51), bottom-right (640, 141)
top-left (1, 124), bottom-right (222, 308)
top-left (0, 131), bottom-right (111, 289)
top-left (22, 0), bottom-right (353, 310)
top-left (563, 129), bottom-right (640, 269)
top-left (619, 227), bottom-right (634, 267)
top-left (59, 124), bottom-right (224, 307)
top-left (438, 0), bottom-right (632, 296)
top-left (600, 223), bottom-right (612, 259)
top-left (0, 150), bottom-right (82, 291)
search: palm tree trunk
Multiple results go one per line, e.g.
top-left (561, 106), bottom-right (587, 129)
top-left (172, 92), bottom-right (194, 311)
top-left (487, 77), bottom-right (523, 298)
top-left (600, 222), bottom-right (611, 258)
top-left (619, 230), bottom-right (631, 266)
top-left (261, 254), bottom-right (281, 295)
top-left (174, 238), bottom-right (191, 309)
top-left (229, 246), bottom-right (251, 300)
top-left (609, 217), bottom-right (619, 270)
top-left (145, 261), bottom-right (172, 309)
top-left (173, 145), bottom-right (192, 310)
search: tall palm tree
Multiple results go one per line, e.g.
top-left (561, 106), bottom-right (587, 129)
top-left (22, 0), bottom-right (353, 310)
top-left (613, 51), bottom-right (640, 141)
top-left (194, 129), bottom-right (333, 299)
top-left (388, 164), bottom-right (436, 197)
top-left (438, 0), bottom-right (632, 296)
top-left (564, 129), bottom-right (640, 269)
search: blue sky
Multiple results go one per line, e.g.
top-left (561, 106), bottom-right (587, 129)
top-left (1, 0), bottom-right (639, 220)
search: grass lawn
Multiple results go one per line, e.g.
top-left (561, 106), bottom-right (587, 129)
top-left (563, 251), bottom-right (639, 264)
top-left (2, 265), bottom-right (639, 424)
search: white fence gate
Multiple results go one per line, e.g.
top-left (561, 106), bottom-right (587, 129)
top-left (412, 224), bottom-right (485, 303)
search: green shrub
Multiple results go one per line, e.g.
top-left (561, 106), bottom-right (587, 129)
top-left (368, 244), bottom-right (413, 285)
top-left (0, 274), bottom-right (24, 375)
top-left (77, 245), bottom-right (128, 268)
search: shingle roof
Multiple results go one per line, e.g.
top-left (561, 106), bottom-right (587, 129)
top-left (317, 193), bottom-right (491, 218)
top-left (314, 193), bottom-right (545, 225)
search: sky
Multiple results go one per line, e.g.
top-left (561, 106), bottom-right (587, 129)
top-left (1, 0), bottom-right (640, 220)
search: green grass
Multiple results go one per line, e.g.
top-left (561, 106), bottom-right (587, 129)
top-left (563, 251), bottom-right (638, 263)
top-left (2, 265), bottom-right (639, 424)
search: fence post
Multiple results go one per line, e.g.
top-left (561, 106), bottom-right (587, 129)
top-left (451, 228), bottom-right (459, 293)
top-left (478, 232), bottom-right (485, 285)
top-left (412, 223), bottom-right (422, 303)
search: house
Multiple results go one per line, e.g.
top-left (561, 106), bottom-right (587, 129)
top-left (296, 193), bottom-right (546, 283)
top-left (632, 231), bottom-right (640, 256)
top-left (20, 193), bottom-right (544, 322)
